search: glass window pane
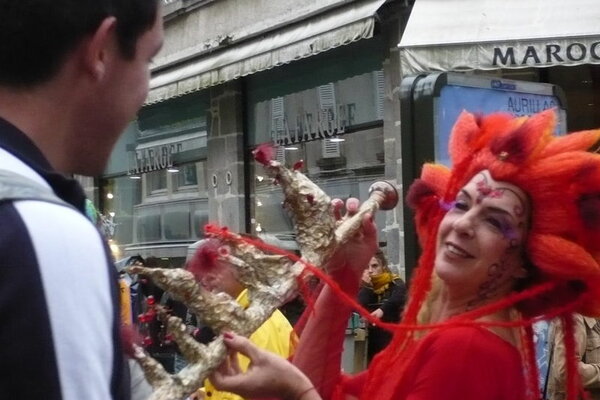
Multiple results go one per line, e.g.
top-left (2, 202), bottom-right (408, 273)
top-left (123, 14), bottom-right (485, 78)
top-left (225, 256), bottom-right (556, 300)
top-left (136, 206), bottom-right (162, 242)
top-left (146, 170), bottom-right (167, 195)
top-left (102, 176), bottom-right (142, 246)
top-left (193, 201), bottom-right (209, 238)
top-left (164, 204), bottom-right (191, 240)
top-left (177, 163), bottom-right (198, 187)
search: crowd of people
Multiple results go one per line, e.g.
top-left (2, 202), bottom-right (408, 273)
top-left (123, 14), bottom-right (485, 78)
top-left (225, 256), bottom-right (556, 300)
top-left (1, 1), bottom-right (600, 400)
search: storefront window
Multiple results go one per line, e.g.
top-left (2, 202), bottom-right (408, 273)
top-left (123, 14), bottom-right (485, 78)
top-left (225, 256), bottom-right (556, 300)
top-left (175, 163), bottom-right (200, 189)
top-left (136, 205), bottom-right (162, 242)
top-left (246, 38), bottom-right (386, 244)
top-left (146, 169), bottom-right (167, 195)
top-left (164, 203), bottom-right (191, 240)
top-left (101, 91), bottom-right (211, 262)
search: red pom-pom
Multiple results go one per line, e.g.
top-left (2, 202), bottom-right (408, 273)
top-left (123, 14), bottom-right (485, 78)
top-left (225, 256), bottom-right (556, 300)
top-left (187, 238), bottom-right (223, 279)
top-left (252, 144), bottom-right (275, 166)
top-left (146, 295), bottom-right (155, 306)
top-left (142, 336), bottom-right (153, 347)
top-left (293, 160), bottom-right (304, 171)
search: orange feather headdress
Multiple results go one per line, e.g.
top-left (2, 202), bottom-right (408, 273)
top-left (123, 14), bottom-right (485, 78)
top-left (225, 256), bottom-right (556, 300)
top-left (408, 109), bottom-right (600, 317)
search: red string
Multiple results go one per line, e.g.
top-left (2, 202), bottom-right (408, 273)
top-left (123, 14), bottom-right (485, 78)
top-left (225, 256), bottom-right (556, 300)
top-left (204, 224), bottom-right (587, 399)
top-left (204, 224), bottom-right (582, 333)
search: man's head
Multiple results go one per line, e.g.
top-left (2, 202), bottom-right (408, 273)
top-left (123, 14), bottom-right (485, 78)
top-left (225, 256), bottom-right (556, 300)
top-left (0, 0), bottom-right (159, 88)
top-left (0, 0), bottom-right (163, 175)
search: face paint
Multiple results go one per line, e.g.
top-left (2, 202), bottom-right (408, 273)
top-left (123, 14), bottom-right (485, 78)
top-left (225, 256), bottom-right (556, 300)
top-left (435, 170), bottom-right (530, 305)
top-left (476, 178), bottom-right (504, 204)
top-left (439, 199), bottom-right (456, 212)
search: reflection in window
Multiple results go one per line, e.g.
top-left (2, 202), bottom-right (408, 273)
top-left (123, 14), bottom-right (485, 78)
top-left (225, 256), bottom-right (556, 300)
top-left (177, 164), bottom-right (198, 187)
top-left (102, 176), bottom-right (141, 245)
top-left (164, 204), bottom-right (191, 240)
top-left (193, 205), bottom-right (209, 238)
top-left (136, 206), bottom-right (162, 242)
top-left (146, 169), bottom-right (167, 195)
top-left (174, 161), bottom-right (208, 194)
top-left (250, 128), bottom-right (385, 238)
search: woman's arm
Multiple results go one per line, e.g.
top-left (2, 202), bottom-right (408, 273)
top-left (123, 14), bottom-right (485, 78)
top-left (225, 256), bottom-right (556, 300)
top-left (380, 280), bottom-right (407, 322)
top-left (292, 200), bottom-right (378, 399)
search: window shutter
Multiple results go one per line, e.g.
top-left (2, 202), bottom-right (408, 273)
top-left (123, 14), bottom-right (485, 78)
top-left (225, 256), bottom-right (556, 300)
top-left (276, 145), bottom-right (286, 164)
top-left (373, 70), bottom-right (385, 120)
top-left (318, 84), bottom-right (340, 158)
top-left (270, 97), bottom-right (285, 143)
top-left (322, 139), bottom-right (341, 158)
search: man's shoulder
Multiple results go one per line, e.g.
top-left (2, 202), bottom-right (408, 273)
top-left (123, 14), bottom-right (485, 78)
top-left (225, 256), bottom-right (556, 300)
top-left (0, 199), bottom-right (103, 259)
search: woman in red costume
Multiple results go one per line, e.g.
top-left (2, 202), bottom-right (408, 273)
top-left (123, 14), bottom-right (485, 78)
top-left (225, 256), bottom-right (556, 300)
top-left (210, 109), bottom-right (600, 400)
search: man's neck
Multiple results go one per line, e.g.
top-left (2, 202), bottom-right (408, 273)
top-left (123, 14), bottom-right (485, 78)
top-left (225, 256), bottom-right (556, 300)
top-left (0, 85), bottom-right (74, 174)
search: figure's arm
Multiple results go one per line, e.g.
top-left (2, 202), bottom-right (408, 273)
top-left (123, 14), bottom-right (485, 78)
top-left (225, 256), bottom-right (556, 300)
top-left (576, 317), bottom-right (600, 388)
top-left (292, 200), bottom-right (378, 400)
top-left (379, 280), bottom-right (407, 322)
top-left (549, 315), bottom-right (600, 391)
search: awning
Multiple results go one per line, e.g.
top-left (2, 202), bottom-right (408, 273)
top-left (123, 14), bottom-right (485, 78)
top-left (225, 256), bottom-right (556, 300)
top-left (399, 0), bottom-right (600, 76)
top-left (146, 0), bottom-right (386, 104)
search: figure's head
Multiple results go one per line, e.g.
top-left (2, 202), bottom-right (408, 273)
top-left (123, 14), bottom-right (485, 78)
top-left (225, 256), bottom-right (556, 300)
top-left (367, 250), bottom-right (389, 278)
top-left (435, 170), bottom-right (530, 302)
top-left (187, 239), bottom-right (245, 298)
top-left (0, 0), bottom-right (160, 88)
top-left (408, 109), bottom-right (600, 317)
top-left (199, 261), bottom-right (244, 298)
top-left (0, 0), bottom-right (163, 175)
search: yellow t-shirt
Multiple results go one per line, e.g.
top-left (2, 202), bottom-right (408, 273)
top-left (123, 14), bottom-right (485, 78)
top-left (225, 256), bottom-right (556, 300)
top-left (202, 289), bottom-right (297, 400)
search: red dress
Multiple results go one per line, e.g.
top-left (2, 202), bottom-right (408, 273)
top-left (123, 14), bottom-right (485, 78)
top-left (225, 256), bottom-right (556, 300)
top-left (340, 326), bottom-right (527, 400)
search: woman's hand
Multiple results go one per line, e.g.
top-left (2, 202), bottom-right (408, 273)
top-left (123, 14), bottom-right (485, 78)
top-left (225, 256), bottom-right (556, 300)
top-left (361, 269), bottom-right (372, 285)
top-left (370, 308), bottom-right (383, 320)
top-left (327, 198), bottom-right (378, 281)
top-left (211, 333), bottom-right (320, 400)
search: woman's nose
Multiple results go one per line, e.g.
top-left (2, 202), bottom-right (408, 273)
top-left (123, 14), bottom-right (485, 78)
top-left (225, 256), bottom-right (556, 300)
top-left (452, 213), bottom-right (475, 237)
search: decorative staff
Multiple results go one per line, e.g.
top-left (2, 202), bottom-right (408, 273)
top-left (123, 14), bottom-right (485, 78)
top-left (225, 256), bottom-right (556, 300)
top-left (127, 144), bottom-right (399, 400)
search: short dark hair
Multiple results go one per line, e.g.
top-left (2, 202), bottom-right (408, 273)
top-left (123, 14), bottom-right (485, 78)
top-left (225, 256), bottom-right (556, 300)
top-left (0, 0), bottom-right (159, 88)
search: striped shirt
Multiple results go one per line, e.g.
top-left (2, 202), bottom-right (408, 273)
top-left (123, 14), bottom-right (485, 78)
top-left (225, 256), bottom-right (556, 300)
top-left (0, 118), bottom-right (129, 399)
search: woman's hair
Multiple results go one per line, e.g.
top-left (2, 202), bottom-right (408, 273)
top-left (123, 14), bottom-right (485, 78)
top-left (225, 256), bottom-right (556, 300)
top-left (372, 249), bottom-right (389, 272)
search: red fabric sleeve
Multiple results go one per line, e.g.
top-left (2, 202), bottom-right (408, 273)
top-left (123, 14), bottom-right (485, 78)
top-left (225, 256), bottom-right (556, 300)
top-left (336, 371), bottom-right (368, 399)
top-left (292, 268), bottom-right (361, 400)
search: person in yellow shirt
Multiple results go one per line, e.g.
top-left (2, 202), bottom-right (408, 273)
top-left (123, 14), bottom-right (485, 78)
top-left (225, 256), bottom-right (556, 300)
top-left (188, 239), bottom-right (297, 400)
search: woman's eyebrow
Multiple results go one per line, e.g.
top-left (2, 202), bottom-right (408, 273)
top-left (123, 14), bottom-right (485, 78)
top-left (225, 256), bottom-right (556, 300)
top-left (459, 189), bottom-right (472, 200)
top-left (486, 206), bottom-right (518, 222)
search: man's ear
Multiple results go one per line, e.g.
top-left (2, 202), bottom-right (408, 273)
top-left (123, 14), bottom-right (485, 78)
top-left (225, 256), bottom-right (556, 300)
top-left (80, 17), bottom-right (118, 81)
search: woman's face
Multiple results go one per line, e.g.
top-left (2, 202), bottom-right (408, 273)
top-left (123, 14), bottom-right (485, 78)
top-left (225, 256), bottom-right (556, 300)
top-left (367, 257), bottom-right (384, 277)
top-left (435, 170), bottom-right (530, 303)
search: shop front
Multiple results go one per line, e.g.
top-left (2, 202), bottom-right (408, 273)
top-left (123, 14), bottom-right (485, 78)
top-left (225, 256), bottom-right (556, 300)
top-left (246, 38), bottom-right (388, 250)
top-left (100, 91), bottom-right (210, 267)
top-left (398, 0), bottom-right (600, 276)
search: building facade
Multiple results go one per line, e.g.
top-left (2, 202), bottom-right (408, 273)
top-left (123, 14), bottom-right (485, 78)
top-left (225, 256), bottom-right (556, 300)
top-left (94, 0), bottom-right (412, 275)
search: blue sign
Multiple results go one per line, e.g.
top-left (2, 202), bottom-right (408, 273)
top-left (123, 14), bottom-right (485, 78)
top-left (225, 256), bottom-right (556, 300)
top-left (435, 85), bottom-right (565, 166)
